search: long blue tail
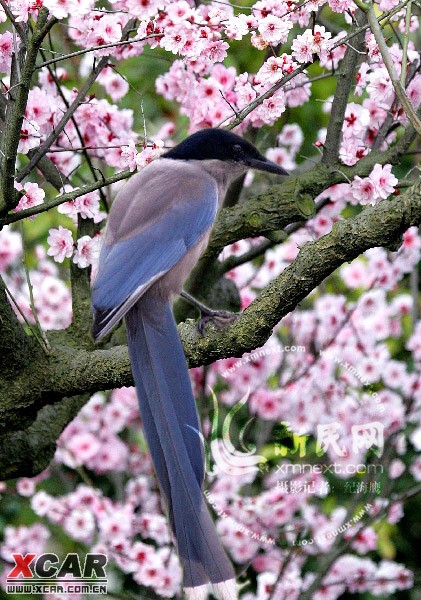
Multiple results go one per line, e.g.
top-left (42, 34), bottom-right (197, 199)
top-left (125, 293), bottom-right (236, 595)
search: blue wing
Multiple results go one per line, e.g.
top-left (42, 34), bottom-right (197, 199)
top-left (92, 165), bottom-right (218, 339)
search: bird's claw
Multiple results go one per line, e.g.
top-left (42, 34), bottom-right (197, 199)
top-left (197, 310), bottom-right (239, 335)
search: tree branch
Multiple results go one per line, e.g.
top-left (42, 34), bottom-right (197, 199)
top-left (367, 4), bottom-right (421, 135)
top-left (0, 0), bottom-right (27, 42)
top-left (0, 276), bottom-right (38, 378)
top-left (29, 152), bottom-right (70, 190)
top-left (35, 33), bottom-right (163, 69)
top-left (68, 215), bottom-right (96, 347)
top-left (322, 12), bottom-right (367, 164)
top-left (0, 393), bottom-right (88, 479)
top-left (0, 8), bottom-right (50, 214)
top-left (203, 180), bottom-right (316, 260)
top-left (181, 179), bottom-right (421, 367)
top-left (219, 197), bottom-right (332, 274)
top-left (183, 125), bottom-right (415, 305)
top-left (1, 169), bottom-right (131, 226)
top-left (40, 48), bottom-right (108, 207)
top-left (14, 55), bottom-right (109, 187)
top-left (175, 98), bottom-right (417, 312)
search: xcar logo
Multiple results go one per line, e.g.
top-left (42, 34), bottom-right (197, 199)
top-left (6, 552), bottom-right (107, 595)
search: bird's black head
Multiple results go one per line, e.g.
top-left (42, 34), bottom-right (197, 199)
top-left (162, 128), bottom-right (289, 176)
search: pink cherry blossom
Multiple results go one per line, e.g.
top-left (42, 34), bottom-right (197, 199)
top-left (348, 526), bottom-right (378, 553)
top-left (257, 57), bottom-right (286, 84)
top-left (14, 181), bottom-right (45, 213)
top-left (87, 435), bottom-right (129, 473)
top-left (256, 91), bottom-right (286, 123)
top-left (343, 102), bottom-right (370, 139)
top-left (225, 15), bottom-right (250, 40)
top-left (355, 62), bottom-right (371, 96)
top-left (135, 141), bottom-right (164, 169)
top-left (31, 491), bottom-right (54, 517)
top-left (371, 561), bottom-right (413, 594)
top-left (369, 163), bottom-right (398, 199)
top-left (42, 0), bottom-right (77, 20)
top-left (410, 456), bottom-right (421, 481)
top-left (73, 235), bottom-right (100, 268)
top-left (258, 15), bottom-right (292, 44)
top-left (277, 123), bottom-right (303, 151)
top-left (351, 176), bottom-right (377, 205)
top-left (9, 0), bottom-right (41, 23)
top-left (121, 139), bottom-right (139, 172)
top-left (292, 30), bottom-right (315, 63)
top-left (0, 227), bottom-right (22, 272)
top-left (367, 67), bottom-right (394, 106)
top-left (47, 225), bottom-right (74, 263)
top-left (63, 507), bottom-right (96, 541)
top-left (0, 31), bottom-right (15, 73)
top-left (249, 388), bottom-right (283, 420)
top-left (66, 431), bottom-right (102, 464)
top-left (161, 24), bottom-right (190, 54)
top-left (125, 0), bottom-right (162, 19)
top-left (328, 0), bottom-right (354, 11)
top-left (98, 67), bottom-right (129, 102)
top-left (76, 191), bottom-right (103, 221)
top-left (292, 25), bottom-right (332, 63)
top-left (201, 40), bottom-right (230, 63)
top-left (16, 477), bottom-right (36, 497)
top-left (266, 147), bottom-right (296, 171)
top-left (18, 120), bottom-right (41, 154)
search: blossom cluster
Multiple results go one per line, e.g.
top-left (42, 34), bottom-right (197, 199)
top-left (0, 227), bottom-right (72, 329)
top-left (2, 0), bottom-right (417, 160)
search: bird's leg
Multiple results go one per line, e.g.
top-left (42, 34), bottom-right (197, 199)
top-left (180, 291), bottom-right (239, 334)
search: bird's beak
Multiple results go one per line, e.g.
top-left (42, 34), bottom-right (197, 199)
top-left (247, 156), bottom-right (289, 176)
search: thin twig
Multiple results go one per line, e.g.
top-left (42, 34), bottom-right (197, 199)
top-left (367, 4), bottom-right (421, 134)
top-left (400, 1), bottom-right (412, 85)
top-left (44, 141), bottom-right (158, 152)
top-left (218, 0), bottom-right (410, 130)
top-left (35, 32), bottom-right (163, 69)
top-left (16, 19), bottom-right (136, 184)
top-left (410, 267), bottom-right (419, 323)
top-left (3, 281), bottom-right (47, 352)
top-left (322, 12), bottom-right (367, 164)
top-left (16, 57), bottom-right (109, 183)
top-left (3, 169), bottom-right (132, 225)
top-left (299, 477), bottom-right (421, 598)
top-left (40, 46), bottom-right (108, 208)
top-left (371, 61), bottom-right (421, 151)
top-left (268, 544), bottom-right (299, 600)
top-left (0, 7), bottom-right (51, 214)
top-left (19, 222), bottom-right (51, 353)
top-left (0, 0), bottom-right (27, 41)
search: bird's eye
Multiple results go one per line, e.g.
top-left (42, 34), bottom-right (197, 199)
top-left (232, 144), bottom-right (244, 161)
